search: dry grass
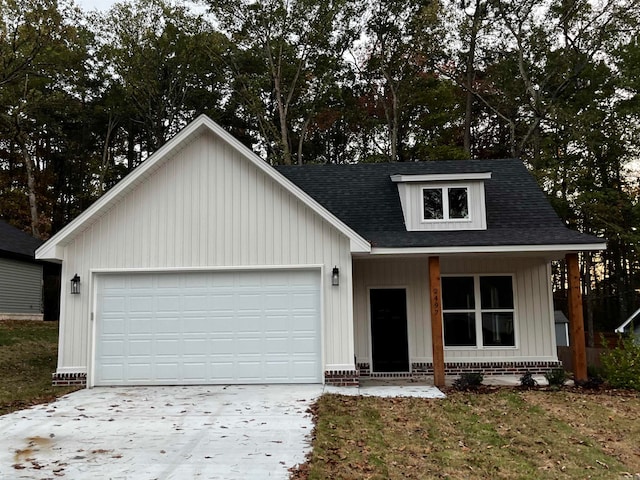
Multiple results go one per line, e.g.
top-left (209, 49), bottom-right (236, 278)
top-left (295, 389), bottom-right (640, 479)
top-left (0, 320), bottom-right (79, 415)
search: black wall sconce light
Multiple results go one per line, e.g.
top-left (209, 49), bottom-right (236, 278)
top-left (331, 266), bottom-right (340, 286)
top-left (70, 274), bottom-right (81, 295)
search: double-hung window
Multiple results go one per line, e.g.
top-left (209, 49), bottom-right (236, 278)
top-left (422, 186), bottom-right (469, 221)
top-left (441, 275), bottom-right (515, 348)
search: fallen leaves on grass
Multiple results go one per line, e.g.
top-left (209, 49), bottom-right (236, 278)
top-left (292, 390), bottom-right (640, 480)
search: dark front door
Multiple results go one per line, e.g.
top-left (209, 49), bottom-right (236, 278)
top-left (370, 288), bottom-right (409, 372)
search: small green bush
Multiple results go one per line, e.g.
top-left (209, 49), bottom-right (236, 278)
top-left (544, 368), bottom-right (567, 388)
top-left (601, 334), bottom-right (640, 390)
top-left (453, 372), bottom-right (483, 391)
top-left (519, 371), bottom-right (537, 388)
top-left (587, 365), bottom-right (603, 379)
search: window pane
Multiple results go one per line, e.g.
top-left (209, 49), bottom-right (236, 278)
top-left (480, 276), bottom-right (513, 309)
top-left (448, 188), bottom-right (469, 219)
top-left (442, 277), bottom-right (475, 310)
top-left (482, 312), bottom-right (515, 346)
top-left (444, 312), bottom-right (476, 346)
top-left (423, 189), bottom-right (443, 219)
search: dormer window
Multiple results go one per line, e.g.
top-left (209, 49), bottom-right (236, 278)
top-left (423, 186), bottom-right (469, 221)
top-left (391, 172), bottom-right (491, 232)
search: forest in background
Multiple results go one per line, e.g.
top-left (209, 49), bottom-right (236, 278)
top-left (1, 0), bottom-right (640, 336)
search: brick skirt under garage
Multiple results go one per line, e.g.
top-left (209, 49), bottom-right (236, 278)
top-left (52, 372), bottom-right (87, 386)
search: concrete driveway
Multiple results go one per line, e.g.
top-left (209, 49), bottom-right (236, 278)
top-left (0, 385), bottom-right (323, 480)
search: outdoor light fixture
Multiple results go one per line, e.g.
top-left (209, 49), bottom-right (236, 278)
top-left (70, 274), bottom-right (81, 295)
top-left (331, 266), bottom-right (340, 286)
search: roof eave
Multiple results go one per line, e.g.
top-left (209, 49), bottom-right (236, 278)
top-left (368, 242), bottom-right (607, 257)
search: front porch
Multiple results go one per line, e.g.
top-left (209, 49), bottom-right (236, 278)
top-left (349, 253), bottom-right (586, 387)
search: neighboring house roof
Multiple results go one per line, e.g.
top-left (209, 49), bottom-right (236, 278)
top-left (0, 220), bottom-right (42, 261)
top-left (275, 160), bottom-right (605, 253)
top-left (554, 310), bottom-right (569, 324)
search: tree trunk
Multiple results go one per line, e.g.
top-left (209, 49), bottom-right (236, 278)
top-left (383, 72), bottom-right (399, 162)
top-left (463, 0), bottom-right (482, 157)
top-left (297, 116), bottom-right (312, 165)
top-left (127, 127), bottom-right (135, 171)
top-left (273, 75), bottom-right (292, 165)
top-left (99, 114), bottom-right (117, 194)
top-left (20, 140), bottom-right (41, 239)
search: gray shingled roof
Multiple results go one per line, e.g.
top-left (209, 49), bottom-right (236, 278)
top-left (275, 159), bottom-right (603, 249)
top-left (0, 220), bottom-right (42, 260)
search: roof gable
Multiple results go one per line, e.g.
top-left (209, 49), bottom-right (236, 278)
top-left (36, 115), bottom-right (370, 261)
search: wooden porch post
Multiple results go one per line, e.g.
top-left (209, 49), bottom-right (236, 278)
top-left (566, 252), bottom-right (587, 382)
top-left (429, 257), bottom-right (445, 387)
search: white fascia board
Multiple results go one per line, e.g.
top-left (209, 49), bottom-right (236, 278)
top-left (35, 114), bottom-right (371, 261)
top-left (390, 172), bottom-right (492, 183)
top-left (370, 242), bottom-right (607, 256)
top-left (36, 243), bottom-right (65, 262)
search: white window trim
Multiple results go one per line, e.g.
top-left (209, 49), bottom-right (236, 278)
top-left (442, 274), bottom-right (517, 350)
top-left (421, 185), bottom-right (471, 223)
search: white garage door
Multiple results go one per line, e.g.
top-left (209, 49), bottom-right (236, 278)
top-left (94, 270), bottom-right (321, 386)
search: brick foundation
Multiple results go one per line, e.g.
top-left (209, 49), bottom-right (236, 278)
top-left (324, 369), bottom-right (359, 386)
top-left (357, 361), bottom-right (563, 379)
top-left (52, 372), bottom-right (87, 387)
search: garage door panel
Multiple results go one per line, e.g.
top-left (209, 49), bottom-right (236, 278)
top-left (157, 296), bottom-right (181, 312)
top-left (102, 296), bottom-right (126, 312)
top-left (129, 339), bottom-right (152, 355)
top-left (129, 318), bottom-right (153, 334)
top-left (102, 318), bottom-right (125, 334)
top-left (292, 338), bottom-right (317, 354)
top-left (101, 339), bottom-right (125, 356)
top-left (95, 270), bottom-right (321, 385)
top-left (130, 296), bottom-right (154, 313)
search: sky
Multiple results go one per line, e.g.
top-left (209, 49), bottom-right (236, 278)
top-left (75, 0), bottom-right (117, 11)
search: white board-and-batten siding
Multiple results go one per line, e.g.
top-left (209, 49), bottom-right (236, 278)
top-left (58, 130), bottom-right (354, 375)
top-left (353, 256), bottom-right (557, 367)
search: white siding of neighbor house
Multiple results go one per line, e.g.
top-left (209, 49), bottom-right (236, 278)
top-left (353, 256), bottom-right (557, 367)
top-left (57, 130), bottom-right (354, 375)
top-left (396, 181), bottom-right (487, 231)
top-left (0, 257), bottom-right (42, 314)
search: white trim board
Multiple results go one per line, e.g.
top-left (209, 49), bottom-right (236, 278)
top-left (391, 172), bottom-right (492, 182)
top-left (370, 243), bottom-right (607, 256)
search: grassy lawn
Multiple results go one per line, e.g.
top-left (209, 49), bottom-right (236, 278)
top-left (0, 320), bottom-right (79, 415)
top-left (295, 389), bottom-right (640, 479)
